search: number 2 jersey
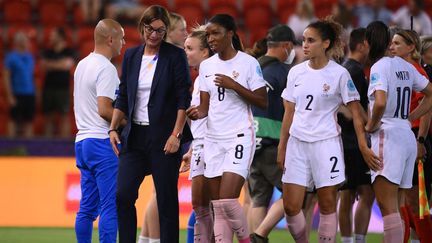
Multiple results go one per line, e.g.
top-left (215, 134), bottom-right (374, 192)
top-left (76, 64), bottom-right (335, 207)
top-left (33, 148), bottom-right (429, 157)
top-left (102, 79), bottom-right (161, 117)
top-left (281, 60), bottom-right (360, 142)
top-left (199, 51), bottom-right (266, 141)
top-left (368, 56), bottom-right (429, 129)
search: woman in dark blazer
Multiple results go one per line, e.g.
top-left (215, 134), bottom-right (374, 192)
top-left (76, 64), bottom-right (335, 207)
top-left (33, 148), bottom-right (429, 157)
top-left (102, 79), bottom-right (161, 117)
top-left (109, 5), bottom-right (192, 243)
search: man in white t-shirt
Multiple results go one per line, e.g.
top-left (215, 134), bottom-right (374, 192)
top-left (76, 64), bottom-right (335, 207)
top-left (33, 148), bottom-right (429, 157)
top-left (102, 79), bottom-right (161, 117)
top-left (73, 19), bottom-right (125, 243)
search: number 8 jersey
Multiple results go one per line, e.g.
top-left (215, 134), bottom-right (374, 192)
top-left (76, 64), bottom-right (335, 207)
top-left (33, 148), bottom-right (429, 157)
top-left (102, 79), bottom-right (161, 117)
top-left (199, 51), bottom-right (266, 141)
top-left (281, 60), bottom-right (360, 142)
top-left (368, 56), bottom-right (429, 129)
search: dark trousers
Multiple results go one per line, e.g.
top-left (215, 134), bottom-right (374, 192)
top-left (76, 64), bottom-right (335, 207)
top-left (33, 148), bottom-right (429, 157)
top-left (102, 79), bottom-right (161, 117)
top-left (116, 125), bottom-right (181, 243)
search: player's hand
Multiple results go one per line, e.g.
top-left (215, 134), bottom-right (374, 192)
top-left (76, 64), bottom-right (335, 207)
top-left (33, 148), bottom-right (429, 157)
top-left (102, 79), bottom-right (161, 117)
top-left (214, 73), bottom-right (238, 90)
top-left (277, 145), bottom-right (286, 170)
top-left (360, 146), bottom-right (382, 171)
top-left (179, 151), bottom-right (191, 173)
top-left (109, 130), bottom-right (121, 156)
top-left (186, 105), bottom-right (200, 120)
top-left (417, 142), bottom-right (426, 160)
top-left (164, 135), bottom-right (180, 154)
top-left (365, 121), bottom-right (381, 133)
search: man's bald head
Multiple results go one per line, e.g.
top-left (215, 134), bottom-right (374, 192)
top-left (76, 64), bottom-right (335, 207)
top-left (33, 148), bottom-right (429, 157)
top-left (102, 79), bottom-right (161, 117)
top-left (94, 19), bottom-right (123, 45)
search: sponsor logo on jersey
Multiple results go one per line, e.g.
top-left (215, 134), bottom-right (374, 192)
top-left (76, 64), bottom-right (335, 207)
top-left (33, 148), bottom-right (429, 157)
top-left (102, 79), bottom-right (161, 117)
top-left (347, 79), bottom-right (356, 92)
top-left (371, 73), bottom-right (380, 84)
top-left (256, 65), bottom-right (263, 78)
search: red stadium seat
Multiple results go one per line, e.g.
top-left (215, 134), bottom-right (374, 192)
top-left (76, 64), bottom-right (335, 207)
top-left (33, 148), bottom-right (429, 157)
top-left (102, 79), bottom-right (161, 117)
top-left (312, 0), bottom-right (337, 19)
top-left (124, 26), bottom-right (143, 44)
top-left (77, 26), bottom-right (95, 43)
top-left (249, 27), bottom-right (269, 50)
top-left (140, 0), bottom-right (171, 9)
top-left (38, 1), bottom-right (68, 26)
top-left (243, 0), bottom-right (272, 28)
top-left (72, 3), bottom-right (85, 26)
top-left (4, 0), bottom-right (32, 25)
top-left (79, 40), bottom-right (94, 59)
top-left (208, 0), bottom-right (240, 18)
top-left (176, 5), bottom-right (205, 28)
top-left (277, 0), bottom-right (297, 24)
top-left (386, 0), bottom-right (408, 12)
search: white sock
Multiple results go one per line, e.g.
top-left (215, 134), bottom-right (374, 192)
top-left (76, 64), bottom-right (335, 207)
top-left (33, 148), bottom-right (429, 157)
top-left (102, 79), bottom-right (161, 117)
top-left (341, 236), bottom-right (354, 243)
top-left (410, 240), bottom-right (420, 243)
top-left (149, 239), bottom-right (160, 243)
top-left (137, 236), bottom-right (150, 243)
top-left (354, 234), bottom-right (366, 243)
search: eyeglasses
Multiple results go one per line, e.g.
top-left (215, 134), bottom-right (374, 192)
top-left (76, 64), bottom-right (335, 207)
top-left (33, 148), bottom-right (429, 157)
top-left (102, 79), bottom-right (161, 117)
top-left (144, 24), bottom-right (166, 35)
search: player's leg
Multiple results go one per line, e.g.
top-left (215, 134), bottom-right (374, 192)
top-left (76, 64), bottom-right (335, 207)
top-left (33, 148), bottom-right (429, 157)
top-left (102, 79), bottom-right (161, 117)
top-left (283, 183), bottom-right (308, 243)
top-left (354, 184), bottom-right (374, 243)
top-left (253, 198), bottom-right (284, 239)
top-left (75, 140), bottom-right (99, 242)
top-left (339, 189), bottom-right (355, 243)
top-left (138, 192), bottom-right (159, 243)
top-left (316, 186), bottom-right (339, 243)
top-left (192, 175), bottom-right (212, 243)
top-left (92, 138), bottom-right (118, 243)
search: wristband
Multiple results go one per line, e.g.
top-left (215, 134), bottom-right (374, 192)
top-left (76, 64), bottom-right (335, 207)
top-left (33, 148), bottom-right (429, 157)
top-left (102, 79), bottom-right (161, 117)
top-left (108, 129), bottom-right (118, 135)
top-left (417, 136), bottom-right (426, 144)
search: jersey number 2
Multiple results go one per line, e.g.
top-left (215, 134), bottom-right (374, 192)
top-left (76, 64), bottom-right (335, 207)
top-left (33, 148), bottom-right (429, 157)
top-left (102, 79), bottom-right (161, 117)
top-left (330, 156), bottom-right (339, 173)
top-left (305, 95), bottom-right (313, 111)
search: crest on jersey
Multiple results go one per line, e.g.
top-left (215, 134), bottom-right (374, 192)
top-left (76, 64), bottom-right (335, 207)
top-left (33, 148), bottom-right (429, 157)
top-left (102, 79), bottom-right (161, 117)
top-left (232, 70), bottom-right (240, 79)
top-left (322, 83), bottom-right (330, 97)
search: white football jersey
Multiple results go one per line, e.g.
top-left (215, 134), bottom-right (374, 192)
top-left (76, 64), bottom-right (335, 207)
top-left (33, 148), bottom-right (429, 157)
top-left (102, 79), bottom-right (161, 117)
top-left (199, 51), bottom-right (266, 140)
top-left (74, 52), bottom-right (119, 142)
top-left (281, 60), bottom-right (360, 142)
top-left (368, 56), bottom-right (429, 129)
top-left (190, 77), bottom-right (207, 140)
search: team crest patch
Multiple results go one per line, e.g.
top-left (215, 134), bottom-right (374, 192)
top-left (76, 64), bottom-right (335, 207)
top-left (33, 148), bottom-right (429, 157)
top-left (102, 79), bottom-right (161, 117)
top-left (347, 79), bottom-right (356, 92)
top-left (371, 73), bottom-right (380, 84)
top-left (232, 70), bottom-right (239, 79)
top-left (322, 83), bottom-right (330, 97)
top-left (256, 65), bottom-right (263, 77)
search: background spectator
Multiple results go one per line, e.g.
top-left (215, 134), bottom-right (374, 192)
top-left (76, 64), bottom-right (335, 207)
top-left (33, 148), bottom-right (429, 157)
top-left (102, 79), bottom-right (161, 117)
top-left (41, 27), bottom-right (76, 138)
top-left (3, 32), bottom-right (36, 138)
top-left (287, 0), bottom-right (317, 43)
top-left (392, 0), bottom-right (432, 36)
top-left (353, 0), bottom-right (393, 28)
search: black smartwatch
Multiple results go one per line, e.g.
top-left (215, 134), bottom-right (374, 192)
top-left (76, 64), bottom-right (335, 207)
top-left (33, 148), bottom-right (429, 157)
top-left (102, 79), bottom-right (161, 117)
top-left (417, 136), bottom-right (426, 144)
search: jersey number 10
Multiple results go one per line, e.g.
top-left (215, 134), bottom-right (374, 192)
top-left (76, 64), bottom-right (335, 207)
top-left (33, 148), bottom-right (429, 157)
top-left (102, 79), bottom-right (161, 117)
top-left (393, 86), bottom-right (411, 119)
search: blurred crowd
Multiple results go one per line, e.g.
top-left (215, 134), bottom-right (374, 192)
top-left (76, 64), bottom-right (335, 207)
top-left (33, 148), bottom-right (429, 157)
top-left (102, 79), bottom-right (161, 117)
top-left (2, 0), bottom-right (432, 139)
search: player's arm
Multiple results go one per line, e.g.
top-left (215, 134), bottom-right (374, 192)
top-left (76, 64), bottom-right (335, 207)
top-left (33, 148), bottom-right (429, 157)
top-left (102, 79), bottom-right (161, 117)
top-left (41, 57), bottom-right (75, 71)
top-left (277, 100), bottom-right (294, 170)
top-left (348, 101), bottom-right (382, 171)
top-left (2, 68), bottom-right (15, 106)
top-left (213, 73), bottom-right (267, 109)
top-left (186, 91), bottom-right (209, 120)
top-left (109, 108), bottom-right (126, 156)
top-left (409, 83), bottom-right (432, 122)
top-left (365, 90), bottom-right (386, 133)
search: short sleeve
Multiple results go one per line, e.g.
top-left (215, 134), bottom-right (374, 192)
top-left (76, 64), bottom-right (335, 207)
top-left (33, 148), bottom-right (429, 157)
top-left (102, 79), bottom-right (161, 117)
top-left (412, 65), bottom-right (429, 92)
top-left (281, 70), bottom-right (295, 103)
top-left (247, 59), bottom-right (266, 91)
top-left (368, 62), bottom-right (389, 96)
top-left (339, 69), bottom-right (360, 105)
top-left (199, 67), bottom-right (209, 92)
top-left (96, 65), bottom-right (119, 100)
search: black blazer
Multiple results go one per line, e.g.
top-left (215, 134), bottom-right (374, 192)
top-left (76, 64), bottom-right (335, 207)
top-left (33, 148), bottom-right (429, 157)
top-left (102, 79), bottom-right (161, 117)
top-left (115, 41), bottom-right (193, 149)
